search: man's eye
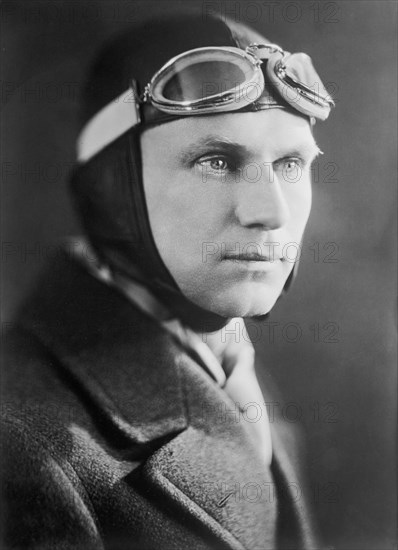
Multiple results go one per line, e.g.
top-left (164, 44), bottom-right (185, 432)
top-left (209, 158), bottom-right (228, 171)
top-left (281, 158), bottom-right (303, 172)
top-left (198, 156), bottom-right (231, 173)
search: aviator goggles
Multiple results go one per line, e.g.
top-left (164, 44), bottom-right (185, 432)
top-left (77, 43), bottom-right (334, 163)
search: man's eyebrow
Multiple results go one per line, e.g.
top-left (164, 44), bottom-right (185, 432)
top-left (179, 136), bottom-right (251, 163)
top-left (274, 140), bottom-right (322, 160)
top-left (179, 135), bottom-right (322, 163)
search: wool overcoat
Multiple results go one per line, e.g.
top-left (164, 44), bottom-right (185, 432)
top-left (1, 251), bottom-right (320, 549)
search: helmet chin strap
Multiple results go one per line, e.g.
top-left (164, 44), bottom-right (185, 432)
top-left (126, 127), bottom-right (301, 333)
top-left (70, 124), bottom-right (302, 334)
top-left (251, 258), bottom-right (299, 325)
top-left (107, 253), bottom-right (299, 334)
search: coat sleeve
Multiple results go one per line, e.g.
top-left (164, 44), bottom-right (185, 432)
top-left (1, 413), bottom-right (104, 550)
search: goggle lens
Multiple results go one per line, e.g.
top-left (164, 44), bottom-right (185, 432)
top-left (160, 59), bottom-right (248, 102)
top-left (149, 47), bottom-right (263, 112)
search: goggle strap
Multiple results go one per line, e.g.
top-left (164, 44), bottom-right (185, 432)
top-left (77, 84), bottom-right (140, 163)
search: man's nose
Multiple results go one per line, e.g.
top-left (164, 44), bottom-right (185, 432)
top-left (234, 171), bottom-right (290, 230)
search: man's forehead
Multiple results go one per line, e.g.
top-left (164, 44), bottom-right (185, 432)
top-left (143, 110), bottom-right (319, 158)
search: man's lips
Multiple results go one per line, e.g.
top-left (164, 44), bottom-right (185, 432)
top-left (222, 252), bottom-right (283, 262)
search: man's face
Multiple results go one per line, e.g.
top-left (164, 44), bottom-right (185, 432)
top-left (141, 109), bottom-right (319, 318)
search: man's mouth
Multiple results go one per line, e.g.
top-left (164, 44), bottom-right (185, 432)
top-left (222, 252), bottom-right (283, 262)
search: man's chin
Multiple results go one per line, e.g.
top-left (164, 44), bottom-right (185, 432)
top-left (214, 300), bottom-right (278, 319)
top-left (190, 285), bottom-right (284, 319)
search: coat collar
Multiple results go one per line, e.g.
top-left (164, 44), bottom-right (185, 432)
top-left (18, 250), bottom-right (188, 446)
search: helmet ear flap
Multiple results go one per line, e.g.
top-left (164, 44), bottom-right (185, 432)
top-left (69, 132), bottom-right (141, 270)
top-left (69, 129), bottom-right (177, 287)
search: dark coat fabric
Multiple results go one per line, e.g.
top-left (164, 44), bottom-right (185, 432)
top-left (1, 251), bottom-right (320, 550)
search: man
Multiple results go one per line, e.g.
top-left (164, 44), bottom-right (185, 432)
top-left (1, 13), bottom-right (333, 550)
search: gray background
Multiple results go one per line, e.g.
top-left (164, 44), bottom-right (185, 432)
top-left (1, 1), bottom-right (397, 548)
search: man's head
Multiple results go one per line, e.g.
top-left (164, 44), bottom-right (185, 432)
top-left (70, 14), bottom-right (331, 327)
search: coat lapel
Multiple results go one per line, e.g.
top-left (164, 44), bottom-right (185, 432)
top-left (142, 351), bottom-right (279, 550)
top-left (270, 428), bottom-right (319, 550)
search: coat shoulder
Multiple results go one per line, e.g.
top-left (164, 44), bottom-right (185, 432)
top-left (1, 406), bottom-right (104, 549)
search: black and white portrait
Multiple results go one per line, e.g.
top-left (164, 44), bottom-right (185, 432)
top-left (1, 1), bottom-right (396, 549)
